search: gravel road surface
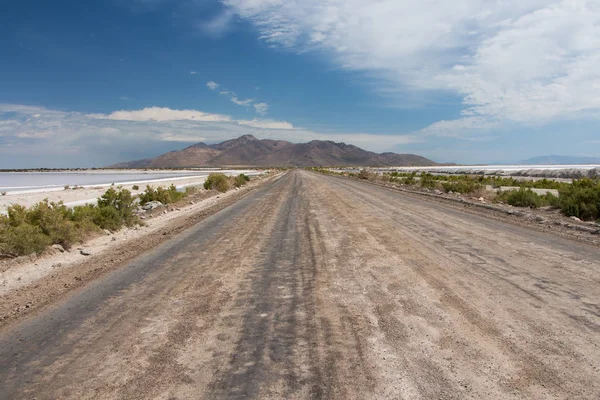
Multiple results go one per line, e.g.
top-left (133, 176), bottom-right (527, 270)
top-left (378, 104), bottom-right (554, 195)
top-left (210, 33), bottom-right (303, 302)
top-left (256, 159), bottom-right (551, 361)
top-left (1, 170), bottom-right (599, 399)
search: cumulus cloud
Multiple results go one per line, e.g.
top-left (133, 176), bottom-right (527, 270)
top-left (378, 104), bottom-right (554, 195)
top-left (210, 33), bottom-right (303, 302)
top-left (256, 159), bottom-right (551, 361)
top-left (224, 0), bottom-right (600, 131)
top-left (238, 118), bottom-right (293, 129)
top-left (190, 71), bottom-right (197, 75)
top-left (206, 81), bottom-right (220, 90)
top-left (94, 106), bottom-right (232, 122)
top-left (253, 102), bottom-right (268, 115)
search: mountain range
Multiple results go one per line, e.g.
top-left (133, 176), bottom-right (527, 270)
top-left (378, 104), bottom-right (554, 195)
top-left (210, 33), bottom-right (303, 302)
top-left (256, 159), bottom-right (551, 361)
top-left (109, 135), bottom-right (436, 168)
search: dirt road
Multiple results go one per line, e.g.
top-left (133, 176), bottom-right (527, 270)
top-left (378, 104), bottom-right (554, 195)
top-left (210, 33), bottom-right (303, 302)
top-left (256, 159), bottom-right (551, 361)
top-left (1, 170), bottom-right (599, 399)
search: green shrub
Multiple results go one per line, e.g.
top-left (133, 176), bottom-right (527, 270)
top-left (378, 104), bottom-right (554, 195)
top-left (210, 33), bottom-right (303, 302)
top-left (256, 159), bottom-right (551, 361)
top-left (132, 184), bottom-right (140, 191)
top-left (72, 204), bottom-right (102, 234)
top-left (4, 224), bottom-right (51, 255)
top-left (557, 178), bottom-right (600, 220)
top-left (27, 200), bottom-right (77, 248)
top-left (139, 184), bottom-right (184, 206)
top-left (234, 174), bottom-right (250, 188)
top-left (0, 186), bottom-right (145, 256)
top-left (7, 204), bottom-right (28, 227)
top-left (402, 176), bottom-right (416, 185)
top-left (94, 206), bottom-right (124, 231)
top-left (98, 186), bottom-right (138, 226)
top-left (419, 173), bottom-right (438, 189)
top-left (204, 173), bottom-right (231, 192)
top-left (497, 188), bottom-right (542, 208)
top-left (0, 223), bottom-right (51, 256)
top-left (442, 181), bottom-right (482, 194)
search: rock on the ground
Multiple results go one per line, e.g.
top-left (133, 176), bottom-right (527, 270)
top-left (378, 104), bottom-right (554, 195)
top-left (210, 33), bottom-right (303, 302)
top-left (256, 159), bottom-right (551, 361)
top-left (142, 201), bottom-right (164, 211)
top-left (570, 216), bottom-right (581, 222)
top-left (52, 244), bottom-right (65, 253)
top-left (80, 249), bottom-right (91, 256)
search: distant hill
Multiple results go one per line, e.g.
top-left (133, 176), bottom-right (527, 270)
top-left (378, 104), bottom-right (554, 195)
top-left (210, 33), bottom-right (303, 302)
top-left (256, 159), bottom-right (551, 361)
top-left (519, 155), bottom-right (600, 165)
top-left (109, 135), bottom-right (437, 168)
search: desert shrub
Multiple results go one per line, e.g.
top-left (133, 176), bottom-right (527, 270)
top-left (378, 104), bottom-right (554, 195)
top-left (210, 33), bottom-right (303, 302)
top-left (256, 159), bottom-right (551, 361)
top-left (98, 186), bottom-right (138, 226)
top-left (380, 173), bottom-right (391, 182)
top-left (441, 181), bottom-right (482, 194)
top-left (496, 188), bottom-right (543, 208)
top-left (234, 174), bottom-right (250, 188)
top-left (357, 169), bottom-right (375, 180)
top-left (26, 200), bottom-right (77, 248)
top-left (139, 184), bottom-right (184, 206)
top-left (542, 192), bottom-right (560, 207)
top-left (204, 173), bottom-right (231, 192)
top-left (557, 178), bottom-right (600, 220)
top-left (132, 184), bottom-right (140, 191)
top-left (402, 172), bottom-right (417, 185)
top-left (0, 186), bottom-right (144, 256)
top-left (7, 204), bottom-right (29, 227)
top-left (419, 173), bottom-right (438, 189)
top-left (71, 204), bottom-right (102, 234)
top-left (93, 206), bottom-right (124, 231)
top-left (184, 186), bottom-right (198, 195)
top-left (0, 223), bottom-right (51, 256)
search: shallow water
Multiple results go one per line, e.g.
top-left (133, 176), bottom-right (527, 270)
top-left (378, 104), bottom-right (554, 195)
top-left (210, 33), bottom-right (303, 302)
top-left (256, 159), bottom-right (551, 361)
top-left (0, 171), bottom-right (210, 193)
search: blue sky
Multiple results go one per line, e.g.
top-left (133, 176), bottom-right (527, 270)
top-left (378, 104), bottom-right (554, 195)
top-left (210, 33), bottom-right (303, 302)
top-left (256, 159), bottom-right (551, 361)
top-left (1, 0), bottom-right (599, 167)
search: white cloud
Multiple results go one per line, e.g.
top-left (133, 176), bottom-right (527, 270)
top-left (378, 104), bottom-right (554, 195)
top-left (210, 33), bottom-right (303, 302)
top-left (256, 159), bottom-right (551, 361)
top-left (94, 106), bottom-right (232, 122)
top-left (199, 9), bottom-right (236, 37)
top-left (230, 96), bottom-right (254, 106)
top-left (207, 81), bottom-right (220, 90)
top-left (208, 81), bottom-right (269, 115)
top-left (253, 102), bottom-right (269, 115)
top-left (190, 71), bottom-right (197, 75)
top-left (238, 119), bottom-right (294, 129)
top-left (417, 117), bottom-right (500, 139)
top-left (224, 0), bottom-right (600, 131)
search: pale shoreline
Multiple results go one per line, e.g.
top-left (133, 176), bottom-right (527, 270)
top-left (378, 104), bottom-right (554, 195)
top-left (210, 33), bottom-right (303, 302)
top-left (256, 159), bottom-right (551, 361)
top-left (0, 169), bottom-right (262, 213)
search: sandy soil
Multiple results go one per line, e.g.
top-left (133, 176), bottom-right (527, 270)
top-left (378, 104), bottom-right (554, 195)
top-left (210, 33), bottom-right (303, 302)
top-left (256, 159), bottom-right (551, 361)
top-left (1, 170), bottom-right (599, 399)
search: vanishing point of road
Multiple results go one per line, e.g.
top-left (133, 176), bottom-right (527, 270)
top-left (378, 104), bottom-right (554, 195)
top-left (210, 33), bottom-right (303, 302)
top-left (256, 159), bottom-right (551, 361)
top-left (1, 170), bottom-right (599, 399)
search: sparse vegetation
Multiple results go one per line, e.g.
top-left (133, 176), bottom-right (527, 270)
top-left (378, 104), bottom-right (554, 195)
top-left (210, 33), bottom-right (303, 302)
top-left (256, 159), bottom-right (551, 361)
top-left (185, 186), bottom-right (198, 195)
top-left (1, 191), bottom-right (6, 196)
top-left (496, 188), bottom-right (542, 208)
top-left (0, 187), bottom-right (141, 257)
top-left (204, 173), bottom-right (230, 192)
top-left (419, 172), bottom-right (438, 189)
top-left (310, 167), bottom-right (599, 221)
top-left (132, 184), bottom-right (140, 191)
top-left (234, 173), bottom-right (250, 188)
top-left (0, 172), bottom-right (262, 257)
top-left (358, 169), bottom-right (375, 180)
top-left (441, 181), bottom-right (482, 194)
top-left (556, 178), bottom-right (600, 220)
top-left (139, 184), bottom-right (185, 205)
